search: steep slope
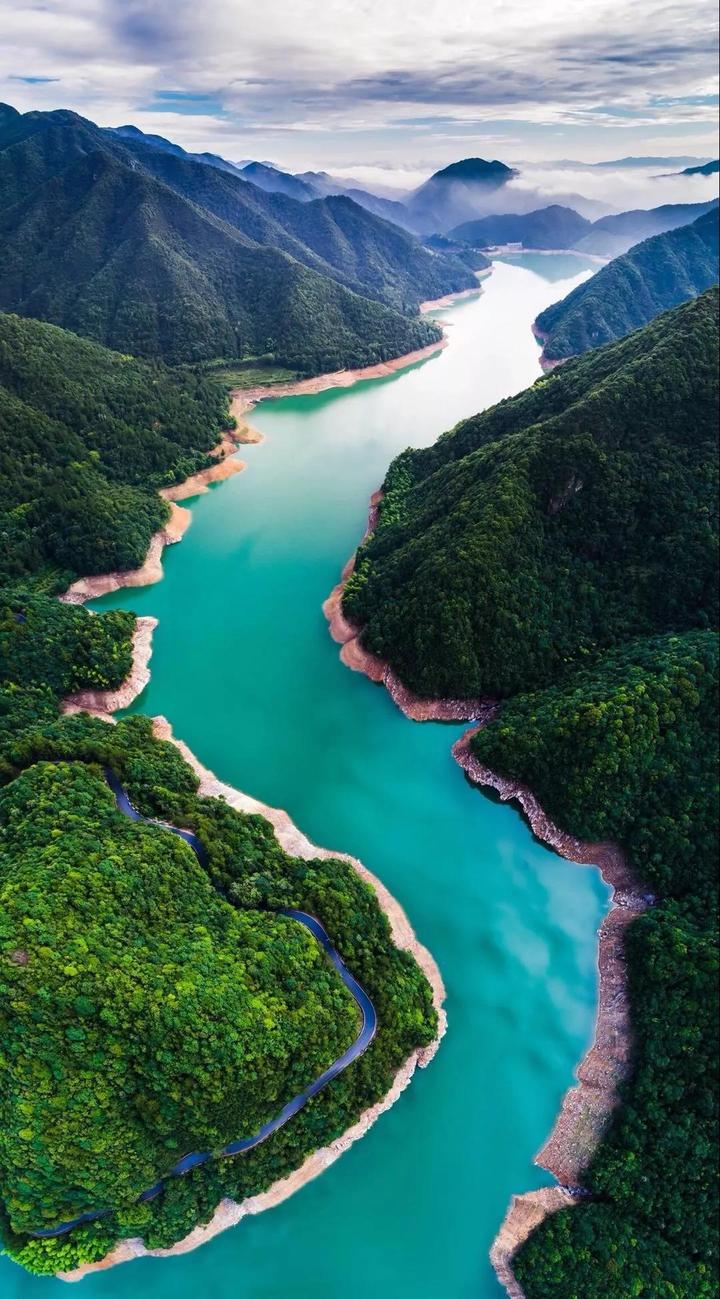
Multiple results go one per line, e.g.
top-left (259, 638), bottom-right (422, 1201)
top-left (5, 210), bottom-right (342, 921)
top-left (342, 290), bottom-right (718, 698)
top-left (109, 124), bottom-right (244, 176)
top-left (0, 310), bottom-right (231, 582)
top-left (112, 141), bottom-right (476, 312)
top-left (406, 157), bottom-right (519, 233)
top-left (0, 103), bottom-right (474, 322)
top-left (239, 161), bottom-right (318, 200)
top-left (449, 205), bottom-right (592, 249)
top-left (535, 208), bottom-right (719, 361)
top-left (573, 198), bottom-right (718, 257)
top-left (338, 290), bottom-right (719, 1295)
top-left (0, 140), bottom-right (441, 368)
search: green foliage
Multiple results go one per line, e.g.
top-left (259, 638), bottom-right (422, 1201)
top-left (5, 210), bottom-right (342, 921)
top-left (0, 106), bottom-right (450, 368)
top-left (0, 708), bottom-right (436, 1273)
top-left (341, 291), bottom-right (719, 1294)
top-left (514, 1203), bottom-right (716, 1299)
top-left (0, 761), bottom-right (358, 1233)
top-left (471, 632), bottom-right (718, 898)
top-left (0, 306), bottom-right (437, 1271)
top-left (536, 209), bottom-right (719, 359)
top-left (473, 633), bottom-right (719, 1279)
top-left (0, 311), bottom-right (232, 582)
top-left (0, 592), bottom-right (133, 703)
top-left (343, 291), bottom-right (719, 698)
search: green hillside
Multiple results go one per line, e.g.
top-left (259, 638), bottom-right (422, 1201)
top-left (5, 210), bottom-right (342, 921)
top-left (341, 290), bottom-right (719, 1296)
top-left (344, 290), bottom-right (718, 697)
top-left (0, 103), bottom-right (473, 367)
top-left (480, 629), bottom-right (718, 1297)
top-left (0, 311), bottom-right (233, 584)
top-left (0, 310), bottom-right (437, 1277)
top-left (449, 205), bottom-right (592, 249)
top-left (535, 209), bottom-right (719, 360)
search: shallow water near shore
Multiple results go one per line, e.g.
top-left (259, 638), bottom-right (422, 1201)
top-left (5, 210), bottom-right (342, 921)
top-left (2, 256), bottom-right (609, 1299)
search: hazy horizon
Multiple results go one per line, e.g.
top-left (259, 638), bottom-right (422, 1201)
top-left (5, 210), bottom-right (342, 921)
top-left (2, 0), bottom-right (717, 182)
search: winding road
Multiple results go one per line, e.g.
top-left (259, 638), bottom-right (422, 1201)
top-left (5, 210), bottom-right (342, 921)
top-left (30, 768), bottom-right (377, 1239)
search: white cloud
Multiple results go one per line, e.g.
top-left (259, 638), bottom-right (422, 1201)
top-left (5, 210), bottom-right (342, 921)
top-left (0, 0), bottom-right (717, 171)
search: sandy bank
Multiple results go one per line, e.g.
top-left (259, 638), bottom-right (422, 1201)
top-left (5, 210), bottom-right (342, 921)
top-left (323, 492), bottom-right (497, 722)
top-left (419, 267), bottom-right (491, 313)
top-left (324, 487), bottom-right (649, 1299)
top-left (452, 726), bottom-right (649, 1297)
top-left (62, 617), bottom-right (157, 714)
top-left (229, 334), bottom-right (449, 438)
top-left (60, 439), bottom-right (245, 605)
top-left (229, 280), bottom-right (497, 437)
top-left (57, 712), bottom-right (446, 1282)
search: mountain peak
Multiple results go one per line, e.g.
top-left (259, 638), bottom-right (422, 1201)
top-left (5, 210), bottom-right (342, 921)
top-left (426, 157), bottom-right (518, 185)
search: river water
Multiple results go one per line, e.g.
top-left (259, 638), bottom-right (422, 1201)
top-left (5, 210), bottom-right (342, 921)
top-left (3, 255), bottom-right (609, 1299)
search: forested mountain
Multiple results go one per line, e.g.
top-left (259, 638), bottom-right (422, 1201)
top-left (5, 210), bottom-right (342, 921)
top-left (0, 311), bottom-right (232, 583)
top-left (0, 103), bottom-right (473, 367)
top-left (341, 291), bottom-right (719, 1297)
top-left (109, 123), bottom-right (244, 176)
top-left (405, 157), bottom-right (519, 233)
top-left (343, 290), bottom-right (718, 697)
top-left (535, 208), bottom-right (719, 360)
top-left (0, 310), bottom-right (437, 1276)
top-left (449, 205), bottom-right (592, 249)
top-left (448, 198), bottom-right (718, 256)
top-left (110, 137), bottom-right (475, 313)
top-left (573, 197), bottom-right (718, 256)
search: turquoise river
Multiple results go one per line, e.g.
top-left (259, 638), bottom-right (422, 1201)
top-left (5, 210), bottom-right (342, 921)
top-left (2, 255), bottom-right (610, 1299)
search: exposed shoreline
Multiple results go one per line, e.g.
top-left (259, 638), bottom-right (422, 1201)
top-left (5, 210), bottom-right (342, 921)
top-left (323, 487), bottom-right (648, 1299)
top-left (54, 390), bottom-right (448, 1280)
top-left (56, 703), bottom-right (446, 1282)
top-left (322, 492), bottom-right (498, 722)
top-left (530, 321), bottom-right (564, 372)
top-left (60, 435), bottom-right (247, 606)
top-left (229, 335), bottom-right (448, 440)
top-left (228, 277), bottom-right (494, 438)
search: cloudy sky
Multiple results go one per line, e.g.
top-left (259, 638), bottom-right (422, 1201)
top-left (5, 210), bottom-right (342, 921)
top-left (1, 0), bottom-right (718, 179)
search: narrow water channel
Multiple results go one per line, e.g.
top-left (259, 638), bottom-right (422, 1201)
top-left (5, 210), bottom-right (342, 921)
top-left (2, 255), bottom-right (609, 1299)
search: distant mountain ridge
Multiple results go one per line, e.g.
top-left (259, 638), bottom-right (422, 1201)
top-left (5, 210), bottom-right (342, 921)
top-left (678, 159), bottom-right (719, 177)
top-left (535, 208), bottom-right (719, 361)
top-left (449, 205), bottom-right (592, 250)
top-left (0, 102), bottom-right (478, 369)
top-left (405, 157), bottom-right (519, 233)
top-left (448, 198), bottom-right (719, 258)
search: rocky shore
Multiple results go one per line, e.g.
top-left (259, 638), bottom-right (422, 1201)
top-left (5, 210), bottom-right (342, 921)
top-left (324, 490), bottom-right (648, 1299)
top-left (323, 491), bottom-right (497, 722)
top-left (56, 439), bottom-right (446, 1279)
top-left (62, 616), bottom-right (158, 714)
top-left (57, 712), bottom-right (446, 1282)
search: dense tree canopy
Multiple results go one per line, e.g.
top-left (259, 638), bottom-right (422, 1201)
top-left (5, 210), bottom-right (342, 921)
top-left (0, 105), bottom-right (452, 370)
top-left (341, 292), bottom-right (719, 1296)
top-left (535, 209), bottom-right (719, 360)
top-left (343, 290), bottom-right (718, 698)
top-left (0, 303), bottom-right (437, 1276)
top-left (0, 311), bottom-right (234, 583)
